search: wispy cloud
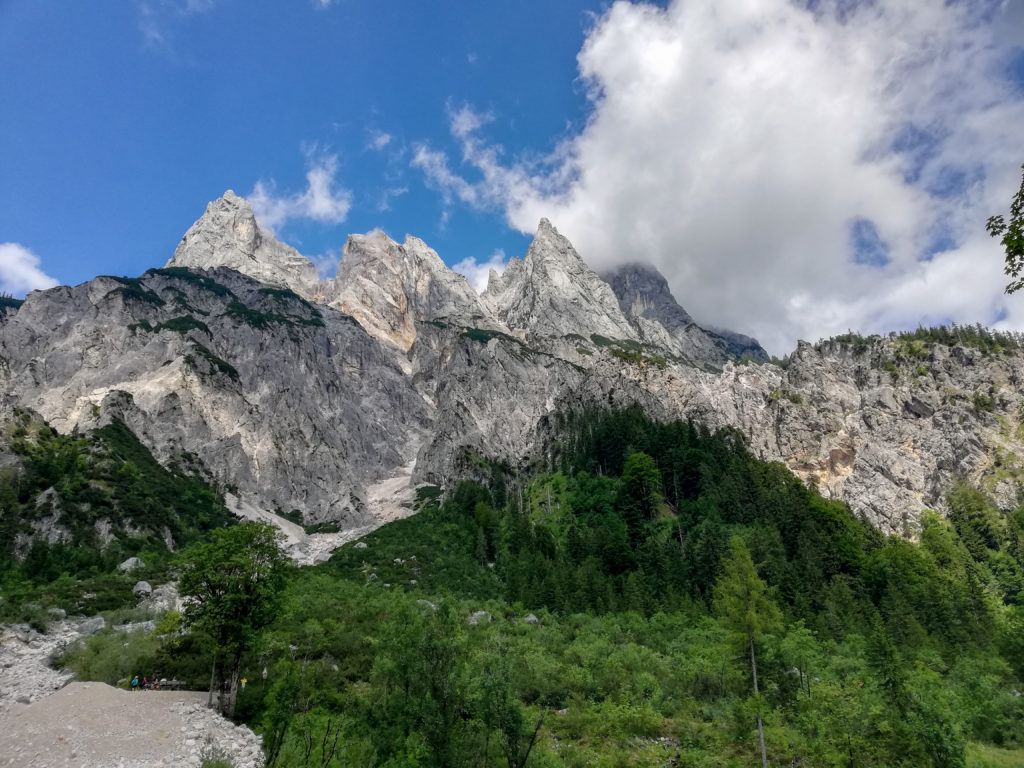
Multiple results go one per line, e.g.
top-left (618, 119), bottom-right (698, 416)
top-left (249, 152), bottom-right (353, 232)
top-left (376, 186), bottom-right (409, 212)
top-left (367, 130), bottom-right (393, 151)
top-left (136, 0), bottom-right (217, 48)
top-left (452, 249), bottom-right (507, 293)
top-left (411, 0), bottom-right (1024, 355)
top-left (0, 243), bottom-right (59, 297)
top-left (310, 248), bottom-right (342, 280)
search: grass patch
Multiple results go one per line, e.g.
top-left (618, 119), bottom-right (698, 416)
top-left (185, 343), bottom-right (240, 382)
top-left (967, 742), bottom-right (1024, 767)
top-left (131, 315), bottom-right (211, 336)
top-left (145, 267), bottom-right (234, 297)
top-left (103, 277), bottom-right (165, 307)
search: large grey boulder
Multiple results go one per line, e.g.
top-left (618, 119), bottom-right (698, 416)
top-left (118, 557), bottom-right (144, 573)
top-left (132, 581), bottom-right (153, 597)
top-left (78, 617), bottom-right (106, 636)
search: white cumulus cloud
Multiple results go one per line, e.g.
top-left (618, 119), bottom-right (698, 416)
top-left (412, 0), bottom-right (1024, 355)
top-left (0, 243), bottom-right (59, 297)
top-left (249, 153), bottom-right (353, 233)
top-left (452, 249), bottom-right (508, 293)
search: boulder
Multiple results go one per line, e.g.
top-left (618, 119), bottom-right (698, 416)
top-left (118, 557), bottom-right (145, 573)
top-left (77, 616), bottom-right (106, 636)
top-left (132, 581), bottom-right (153, 597)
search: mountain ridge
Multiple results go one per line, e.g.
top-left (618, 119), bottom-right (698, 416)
top-left (3, 191), bottom-right (1023, 541)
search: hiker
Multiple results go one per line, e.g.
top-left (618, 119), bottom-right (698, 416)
top-left (142, 677), bottom-right (149, 691)
top-left (131, 675), bottom-right (139, 692)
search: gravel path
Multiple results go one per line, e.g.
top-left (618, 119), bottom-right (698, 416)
top-left (0, 682), bottom-right (264, 768)
top-left (0, 623), bottom-right (264, 768)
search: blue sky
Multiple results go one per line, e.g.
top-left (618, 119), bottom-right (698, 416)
top-left (0, 0), bottom-right (610, 283)
top-left (2, 0), bottom-right (1023, 354)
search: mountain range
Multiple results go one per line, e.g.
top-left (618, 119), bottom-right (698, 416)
top-left (3, 190), bottom-right (1023, 548)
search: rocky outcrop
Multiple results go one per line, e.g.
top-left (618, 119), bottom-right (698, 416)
top-left (0, 267), bottom-right (430, 526)
top-left (323, 230), bottom-right (502, 358)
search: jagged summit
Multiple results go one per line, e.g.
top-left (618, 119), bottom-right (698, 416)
top-left (166, 191), bottom-right (319, 291)
top-left (603, 262), bottom-right (769, 365)
top-left (326, 229), bottom-right (499, 354)
top-left (483, 218), bottom-right (639, 343)
top-left (605, 263), bottom-right (694, 328)
top-left (164, 195), bottom-right (764, 367)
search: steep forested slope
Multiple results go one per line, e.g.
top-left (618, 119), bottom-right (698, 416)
top-left (63, 407), bottom-right (1024, 767)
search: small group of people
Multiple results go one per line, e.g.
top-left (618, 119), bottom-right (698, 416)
top-left (130, 675), bottom-right (162, 691)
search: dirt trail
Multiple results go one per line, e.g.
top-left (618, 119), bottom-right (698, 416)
top-left (0, 623), bottom-right (264, 768)
top-left (0, 682), bottom-right (263, 768)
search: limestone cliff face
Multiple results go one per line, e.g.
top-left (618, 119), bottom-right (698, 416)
top-left (482, 219), bottom-right (639, 345)
top-left (3, 192), bottom-right (1023, 538)
top-left (0, 269), bottom-right (430, 526)
top-left (323, 230), bottom-right (502, 359)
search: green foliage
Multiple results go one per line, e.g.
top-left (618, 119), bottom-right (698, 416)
top-left (146, 267), bottom-right (235, 297)
top-left (0, 295), bottom-right (24, 309)
top-left (186, 342), bottom-right (240, 381)
top-left (34, 407), bottom-right (1024, 767)
top-left (179, 522), bottom-right (290, 716)
top-left (988, 164), bottom-right (1024, 294)
top-left (60, 626), bottom-right (162, 685)
top-left (225, 298), bottom-right (324, 330)
top-left (131, 315), bottom-right (212, 336)
top-left (103, 276), bottom-right (166, 306)
top-left (823, 324), bottom-right (1024, 357)
top-left (0, 417), bottom-right (233, 618)
top-left (589, 334), bottom-right (667, 367)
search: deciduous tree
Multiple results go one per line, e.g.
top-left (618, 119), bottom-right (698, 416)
top-left (179, 521), bottom-right (289, 716)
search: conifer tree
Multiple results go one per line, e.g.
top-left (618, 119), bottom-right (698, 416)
top-left (714, 536), bottom-right (781, 768)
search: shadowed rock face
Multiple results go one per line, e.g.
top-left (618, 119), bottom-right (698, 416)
top-left (603, 263), bottom-right (769, 367)
top-left (3, 191), bottom-right (1023, 537)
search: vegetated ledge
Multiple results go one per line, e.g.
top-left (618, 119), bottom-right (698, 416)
top-left (101, 276), bottom-right (166, 307)
top-left (129, 315), bottom-right (212, 336)
top-left (183, 341), bottom-right (240, 382)
top-left (144, 267), bottom-right (235, 298)
top-left (225, 299), bottom-right (324, 330)
top-left (0, 296), bottom-right (24, 311)
top-left (589, 333), bottom-right (670, 368)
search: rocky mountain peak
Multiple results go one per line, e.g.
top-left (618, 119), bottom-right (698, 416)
top-left (482, 219), bottom-right (639, 343)
top-left (604, 262), bottom-right (769, 365)
top-left (327, 229), bottom-right (498, 355)
top-left (604, 262), bottom-right (694, 328)
top-left (166, 190), bottom-right (319, 293)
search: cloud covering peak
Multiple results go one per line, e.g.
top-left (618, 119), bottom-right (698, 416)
top-left (412, 0), bottom-right (1024, 354)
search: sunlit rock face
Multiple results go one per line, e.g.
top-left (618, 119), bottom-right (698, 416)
top-left (168, 190), bottom-right (319, 293)
top-left (3, 191), bottom-right (1022, 537)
